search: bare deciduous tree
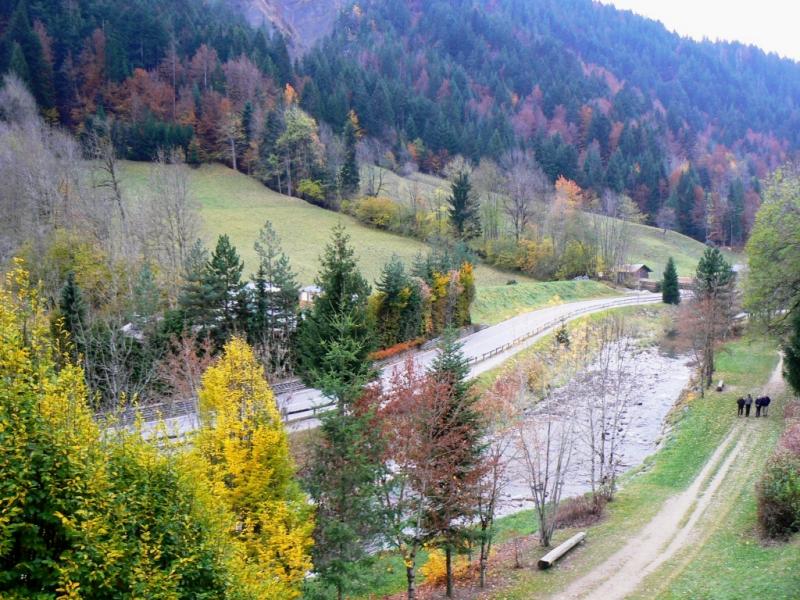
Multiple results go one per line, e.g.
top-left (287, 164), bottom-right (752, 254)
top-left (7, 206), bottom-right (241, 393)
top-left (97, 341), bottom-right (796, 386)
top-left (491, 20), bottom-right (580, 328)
top-left (140, 151), bottom-right (201, 297)
top-left (579, 316), bottom-right (638, 502)
top-left (501, 150), bottom-right (548, 242)
top-left (515, 373), bottom-right (577, 547)
top-left (592, 192), bottom-right (643, 277)
top-left (475, 380), bottom-right (515, 587)
top-left (473, 158), bottom-right (505, 241)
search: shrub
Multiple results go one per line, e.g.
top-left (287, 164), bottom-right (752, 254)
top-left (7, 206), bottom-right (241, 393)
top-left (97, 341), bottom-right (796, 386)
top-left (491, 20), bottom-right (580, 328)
top-left (785, 401), bottom-right (800, 422)
top-left (297, 178), bottom-right (325, 203)
top-left (556, 495), bottom-right (607, 528)
top-left (368, 338), bottom-right (424, 362)
top-left (779, 423), bottom-right (800, 457)
top-left (756, 450), bottom-right (800, 539)
top-left (419, 548), bottom-right (470, 586)
top-left (353, 196), bottom-right (400, 229)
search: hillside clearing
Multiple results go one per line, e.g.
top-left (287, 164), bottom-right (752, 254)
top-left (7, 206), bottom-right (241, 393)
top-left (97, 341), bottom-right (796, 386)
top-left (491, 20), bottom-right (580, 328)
top-left (120, 162), bottom-right (531, 287)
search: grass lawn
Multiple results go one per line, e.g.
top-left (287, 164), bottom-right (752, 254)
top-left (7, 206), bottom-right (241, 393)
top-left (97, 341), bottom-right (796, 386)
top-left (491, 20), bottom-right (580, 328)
top-left (624, 220), bottom-right (740, 278)
top-left (471, 280), bottom-right (620, 325)
top-left (495, 335), bottom-right (784, 599)
top-left (120, 162), bottom-right (530, 288)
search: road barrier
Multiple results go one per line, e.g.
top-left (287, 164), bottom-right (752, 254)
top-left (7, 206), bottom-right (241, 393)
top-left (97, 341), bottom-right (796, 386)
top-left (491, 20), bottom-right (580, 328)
top-left (466, 294), bottom-right (658, 365)
top-left (122, 294), bottom-right (658, 430)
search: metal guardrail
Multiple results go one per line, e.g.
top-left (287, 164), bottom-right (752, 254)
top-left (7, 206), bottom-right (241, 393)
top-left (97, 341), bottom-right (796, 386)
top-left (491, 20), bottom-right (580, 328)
top-left (125, 294), bottom-right (658, 430)
top-left (465, 294), bottom-right (657, 365)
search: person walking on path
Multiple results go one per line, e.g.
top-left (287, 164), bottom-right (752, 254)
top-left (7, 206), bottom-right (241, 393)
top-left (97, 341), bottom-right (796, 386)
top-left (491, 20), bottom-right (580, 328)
top-left (763, 396), bottom-right (771, 417)
top-left (755, 397), bottom-right (763, 417)
top-left (745, 394), bottom-right (753, 417)
top-left (737, 397), bottom-right (745, 416)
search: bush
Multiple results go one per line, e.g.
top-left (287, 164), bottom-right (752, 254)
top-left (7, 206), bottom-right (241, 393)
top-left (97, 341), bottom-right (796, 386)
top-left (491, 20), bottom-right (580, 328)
top-left (368, 338), bottom-right (425, 362)
top-left (785, 401), bottom-right (800, 421)
top-left (353, 196), bottom-right (400, 229)
top-left (756, 451), bottom-right (800, 539)
top-left (419, 548), bottom-right (470, 586)
top-left (781, 423), bottom-right (800, 456)
top-left (556, 495), bottom-right (607, 528)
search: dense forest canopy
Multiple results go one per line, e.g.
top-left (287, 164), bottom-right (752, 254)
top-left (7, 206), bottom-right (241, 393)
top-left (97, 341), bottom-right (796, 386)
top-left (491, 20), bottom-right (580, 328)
top-left (1, 0), bottom-right (798, 243)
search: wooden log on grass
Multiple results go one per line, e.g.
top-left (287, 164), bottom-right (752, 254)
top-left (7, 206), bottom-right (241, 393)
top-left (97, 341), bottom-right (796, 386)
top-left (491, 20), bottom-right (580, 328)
top-left (537, 532), bottom-right (586, 569)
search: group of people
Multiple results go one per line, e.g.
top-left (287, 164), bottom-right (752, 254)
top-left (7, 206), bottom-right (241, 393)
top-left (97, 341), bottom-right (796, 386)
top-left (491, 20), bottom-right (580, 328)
top-left (736, 394), bottom-right (771, 417)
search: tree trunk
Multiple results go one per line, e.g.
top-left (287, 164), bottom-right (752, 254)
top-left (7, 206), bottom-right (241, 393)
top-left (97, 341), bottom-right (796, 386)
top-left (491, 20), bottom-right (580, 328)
top-left (406, 562), bottom-right (417, 600)
top-left (445, 545), bottom-right (453, 598)
top-left (286, 158), bottom-right (292, 197)
top-left (230, 138), bottom-right (237, 171)
top-left (479, 540), bottom-right (488, 588)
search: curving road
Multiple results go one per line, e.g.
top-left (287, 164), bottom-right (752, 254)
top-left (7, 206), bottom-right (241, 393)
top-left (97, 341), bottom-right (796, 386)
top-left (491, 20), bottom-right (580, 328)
top-left (153, 291), bottom-right (660, 437)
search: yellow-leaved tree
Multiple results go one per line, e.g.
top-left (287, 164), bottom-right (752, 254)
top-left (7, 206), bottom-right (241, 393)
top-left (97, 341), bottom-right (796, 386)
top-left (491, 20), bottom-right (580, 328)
top-left (192, 337), bottom-right (313, 598)
top-left (0, 262), bottom-right (260, 599)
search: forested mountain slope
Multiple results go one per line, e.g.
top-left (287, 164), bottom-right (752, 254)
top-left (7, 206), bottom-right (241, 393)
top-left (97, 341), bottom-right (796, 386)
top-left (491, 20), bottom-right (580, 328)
top-left (299, 0), bottom-right (799, 242)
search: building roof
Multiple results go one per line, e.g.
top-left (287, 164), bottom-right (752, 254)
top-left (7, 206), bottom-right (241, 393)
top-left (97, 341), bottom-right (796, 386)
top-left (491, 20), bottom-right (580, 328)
top-left (616, 264), bottom-right (653, 273)
top-left (301, 285), bottom-right (322, 294)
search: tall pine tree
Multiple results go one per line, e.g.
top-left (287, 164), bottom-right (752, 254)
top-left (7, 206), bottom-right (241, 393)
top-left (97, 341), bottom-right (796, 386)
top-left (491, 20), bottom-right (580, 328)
top-left (296, 224), bottom-right (373, 402)
top-left (297, 227), bottom-right (383, 599)
top-left (662, 257), bottom-right (680, 305)
top-left (59, 271), bottom-right (86, 343)
top-left (251, 221), bottom-right (299, 376)
top-left (206, 235), bottom-right (245, 343)
top-left (339, 110), bottom-right (361, 197)
top-left (448, 171), bottom-right (481, 240)
top-left (427, 330), bottom-right (485, 598)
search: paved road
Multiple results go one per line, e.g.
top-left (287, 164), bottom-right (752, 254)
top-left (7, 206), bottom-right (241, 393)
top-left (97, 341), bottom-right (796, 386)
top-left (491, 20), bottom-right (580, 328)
top-left (152, 291), bottom-right (660, 437)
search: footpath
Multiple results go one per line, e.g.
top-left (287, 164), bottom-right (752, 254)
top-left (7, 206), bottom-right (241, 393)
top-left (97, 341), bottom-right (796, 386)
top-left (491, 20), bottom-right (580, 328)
top-left (559, 359), bottom-right (786, 600)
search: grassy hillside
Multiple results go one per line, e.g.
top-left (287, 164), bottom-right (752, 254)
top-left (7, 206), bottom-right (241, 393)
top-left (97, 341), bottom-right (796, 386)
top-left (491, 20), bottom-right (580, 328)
top-left (366, 167), bottom-right (740, 277)
top-left (472, 280), bottom-right (619, 325)
top-left (121, 162), bottom-right (530, 287)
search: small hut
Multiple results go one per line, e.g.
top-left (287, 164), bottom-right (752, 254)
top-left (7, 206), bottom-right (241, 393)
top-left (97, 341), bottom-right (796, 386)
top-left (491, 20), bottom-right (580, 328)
top-left (614, 264), bottom-right (653, 285)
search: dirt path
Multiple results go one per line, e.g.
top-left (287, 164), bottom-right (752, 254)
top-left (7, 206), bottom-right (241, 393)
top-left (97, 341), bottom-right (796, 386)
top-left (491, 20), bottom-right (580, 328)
top-left (558, 359), bottom-right (784, 600)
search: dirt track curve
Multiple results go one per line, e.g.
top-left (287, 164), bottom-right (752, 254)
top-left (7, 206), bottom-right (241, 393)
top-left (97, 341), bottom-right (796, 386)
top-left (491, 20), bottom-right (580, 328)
top-left (558, 358), bottom-right (784, 600)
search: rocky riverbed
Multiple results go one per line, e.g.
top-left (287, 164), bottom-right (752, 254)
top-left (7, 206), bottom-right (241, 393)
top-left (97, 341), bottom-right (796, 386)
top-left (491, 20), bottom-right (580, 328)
top-left (499, 345), bottom-right (693, 516)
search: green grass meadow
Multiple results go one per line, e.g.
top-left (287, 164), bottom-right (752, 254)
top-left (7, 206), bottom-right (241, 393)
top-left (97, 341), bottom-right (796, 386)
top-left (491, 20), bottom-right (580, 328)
top-left (472, 280), bottom-right (620, 325)
top-left (121, 162), bottom-right (531, 288)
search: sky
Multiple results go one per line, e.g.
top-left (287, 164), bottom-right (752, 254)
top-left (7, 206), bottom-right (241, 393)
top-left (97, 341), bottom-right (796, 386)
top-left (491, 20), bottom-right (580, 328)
top-left (601, 1), bottom-right (800, 62)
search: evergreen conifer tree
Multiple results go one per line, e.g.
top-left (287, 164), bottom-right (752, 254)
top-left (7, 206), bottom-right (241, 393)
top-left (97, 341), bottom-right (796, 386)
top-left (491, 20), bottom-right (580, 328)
top-left (296, 229), bottom-right (383, 599)
top-left (179, 239), bottom-right (214, 331)
top-left (695, 246), bottom-right (734, 295)
top-left (59, 271), bottom-right (86, 341)
top-left (427, 330), bottom-right (485, 597)
top-left (252, 221), bottom-right (299, 375)
top-left (374, 255), bottom-right (417, 347)
top-left (448, 171), bottom-right (481, 240)
top-left (296, 225), bottom-right (373, 401)
top-left (4, 0), bottom-right (55, 111)
top-left (8, 41), bottom-right (29, 83)
top-left (662, 257), bottom-right (680, 305)
top-left (132, 263), bottom-right (160, 328)
top-left (206, 235), bottom-right (245, 343)
top-left (339, 110), bottom-right (360, 197)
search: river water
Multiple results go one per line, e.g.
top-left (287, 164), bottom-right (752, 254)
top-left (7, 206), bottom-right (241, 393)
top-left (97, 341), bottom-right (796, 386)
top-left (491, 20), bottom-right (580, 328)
top-left (499, 345), bottom-right (693, 517)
